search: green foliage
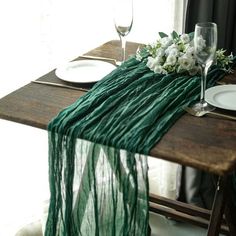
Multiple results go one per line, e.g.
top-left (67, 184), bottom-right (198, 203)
top-left (188, 32), bottom-right (194, 41)
top-left (159, 32), bottom-right (168, 38)
top-left (171, 31), bottom-right (179, 40)
top-left (136, 31), bottom-right (234, 75)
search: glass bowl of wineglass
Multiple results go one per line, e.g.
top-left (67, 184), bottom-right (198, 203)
top-left (191, 22), bottom-right (217, 114)
top-left (113, 0), bottom-right (133, 65)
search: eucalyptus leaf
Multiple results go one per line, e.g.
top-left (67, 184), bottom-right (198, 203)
top-left (159, 32), bottom-right (168, 38)
top-left (171, 31), bottom-right (179, 39)
top-left (188, 32), bottom-right (194, 41)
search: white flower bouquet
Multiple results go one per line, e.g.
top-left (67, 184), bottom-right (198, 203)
top-left (136, 31), bottom-right (234, 75)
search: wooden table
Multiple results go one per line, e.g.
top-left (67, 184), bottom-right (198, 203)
top-left (0, 40), bottom-right (236, 236)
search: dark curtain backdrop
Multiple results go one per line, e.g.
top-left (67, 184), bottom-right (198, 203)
top-left (185, 0), bottom-right (236, 54)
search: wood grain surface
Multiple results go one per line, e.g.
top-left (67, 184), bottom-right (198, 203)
top-left (0, 40), bottom-right (235, 175)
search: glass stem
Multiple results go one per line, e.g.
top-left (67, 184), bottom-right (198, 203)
top-left (200, 64), bottom-right (206, 103)
top-left (200, 64), bottom-right (208, 104)
top-left (120, 35), bottom-right (126, 62)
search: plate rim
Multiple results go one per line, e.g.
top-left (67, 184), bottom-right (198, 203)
top-left (55, 59), bottom-right (116, 83)
top-left (205, 84), bottom-right (236, 111)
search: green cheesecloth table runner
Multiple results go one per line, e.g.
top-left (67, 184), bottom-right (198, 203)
top-left (45, 56), bottom-right (231, 236)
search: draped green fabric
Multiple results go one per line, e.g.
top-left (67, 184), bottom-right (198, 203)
top-left (45, 56), bottom-right (228, 236)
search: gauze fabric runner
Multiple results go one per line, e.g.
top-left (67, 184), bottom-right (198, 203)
top-left (45, 57), bottom-right (226, 236)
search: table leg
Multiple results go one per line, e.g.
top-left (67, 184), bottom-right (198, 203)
top-left (207, 176), bottom-right (229, 236)
top-left (224, 182), bottom-right (236, 235)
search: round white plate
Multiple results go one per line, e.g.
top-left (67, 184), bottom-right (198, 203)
top-left (205, 85), bottom-right (236, 111)
top-left (55, 60), bottom-right (116, 83)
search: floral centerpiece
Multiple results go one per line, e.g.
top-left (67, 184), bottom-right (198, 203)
top-left (136, 31), bottom-right (233, 75)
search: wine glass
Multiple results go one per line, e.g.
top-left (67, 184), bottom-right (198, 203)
top-left (192, 22), bottom-right (217, 113)
top-left (113, 0), bottom-right (133, 64)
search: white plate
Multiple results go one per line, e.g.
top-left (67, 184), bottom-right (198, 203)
top-left (55, 60), bottom-right (116, 83)
top-left (205, 85), bottom-right (236, 111)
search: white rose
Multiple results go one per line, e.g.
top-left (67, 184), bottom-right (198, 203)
top-left (196, 35), bottom-right (206, 47)
top-left (147, 57), bottom-right (155, 69)
top-left (169, 48), bottom-right (179, 57)
top-left (147, 56), bottom-right (164, 72)
top-left (156, 48), bottom-right (165, 57)
top-left (153, 55), bottom-right (163, 64)
top-left (166, 44), bottom-right (179, 56)
top-left (153, 65), bottom-right (167, 74)
top-left (195, 35), bottom-right (206, 52)
top-left (166, 55), bottom-right (177, 66)
top-left (185, 46), bottom-right (194, 57)
top-left (160, 37), bottom-right (173, 48)
top-left (180, 34), bottom-right (190, 44)
top-left (178, 55), bottom-right (195, 70)
top-left (153, 65), bottom-right (163, 73)
top-left (189, 39), bottom-right (194, 47)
